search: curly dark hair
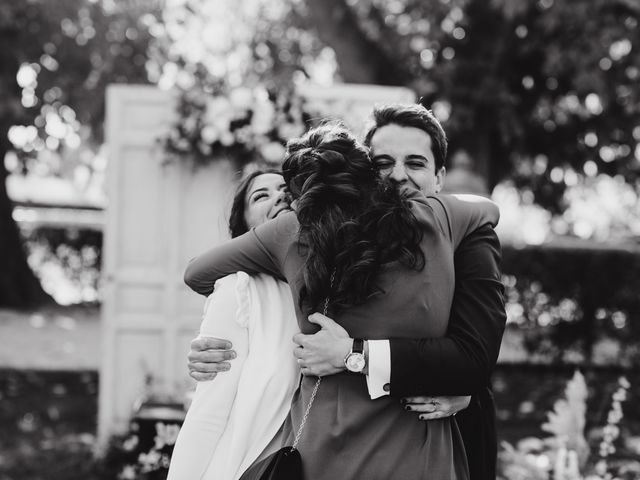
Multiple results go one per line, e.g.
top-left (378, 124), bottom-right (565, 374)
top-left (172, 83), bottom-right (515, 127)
top-left (228, 169), bottom-right (284, 238)
top-left (282, 123), bottom-right (425, 314)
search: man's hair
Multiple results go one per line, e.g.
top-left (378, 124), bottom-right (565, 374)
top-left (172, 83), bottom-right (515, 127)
top-left (363, 103), bottom-right (448, 170)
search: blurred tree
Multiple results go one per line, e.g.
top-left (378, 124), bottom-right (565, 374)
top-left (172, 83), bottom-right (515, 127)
top-left (305, 0), bottom-right (640, 210)
top-left (158, 0), bottom-right (640, 212)
top-left (0, 0), bottom-right (159, 308)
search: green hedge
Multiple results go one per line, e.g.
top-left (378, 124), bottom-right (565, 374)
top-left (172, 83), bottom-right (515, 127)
top-left (501, 239), bottom-right (640, 366)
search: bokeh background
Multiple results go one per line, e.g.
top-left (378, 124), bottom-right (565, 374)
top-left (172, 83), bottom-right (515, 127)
top-left (0, 0), bottom-right (639, 479)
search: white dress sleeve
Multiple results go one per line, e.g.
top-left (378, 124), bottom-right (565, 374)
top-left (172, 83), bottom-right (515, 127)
top-left (167, 274), bottom-right (250, 480)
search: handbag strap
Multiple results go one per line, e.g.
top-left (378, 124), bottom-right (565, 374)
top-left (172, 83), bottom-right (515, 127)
top-left (291, 269), bottom-right (335, 449)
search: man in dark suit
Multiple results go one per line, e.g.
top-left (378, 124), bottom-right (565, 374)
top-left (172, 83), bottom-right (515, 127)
top-left (188, 104), bottom-right (506, 479)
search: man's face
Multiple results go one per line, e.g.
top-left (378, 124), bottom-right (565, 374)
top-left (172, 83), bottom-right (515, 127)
top-left (369, 124), bottom-right (445, 196)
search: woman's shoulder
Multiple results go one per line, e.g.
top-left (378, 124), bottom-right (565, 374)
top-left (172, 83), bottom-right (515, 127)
top-left (251, 211), bottom-right (300, 264)
top-left (253, 210), bottom-right (299, 241)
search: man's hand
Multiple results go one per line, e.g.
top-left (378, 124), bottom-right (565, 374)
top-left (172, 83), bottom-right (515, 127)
top-left (187, 336), bottom-right (236, 381)
top-left (402, 395), bottom-right (471, 420)
top-left (293, 313), bottom-right (351, 377)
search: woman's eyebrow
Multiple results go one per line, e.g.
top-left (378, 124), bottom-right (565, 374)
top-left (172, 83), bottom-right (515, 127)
top-left (249, 187), bottom-right (268, 196)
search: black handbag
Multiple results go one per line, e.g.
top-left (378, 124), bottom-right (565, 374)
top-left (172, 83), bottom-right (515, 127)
top-left (238, 446), bottom-right (303, 480)
top-left (239, 274), bottom-right (334, 480)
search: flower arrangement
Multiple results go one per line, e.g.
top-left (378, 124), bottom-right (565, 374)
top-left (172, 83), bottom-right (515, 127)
top-left (100, 401), bottom-right (184, 480)
top-left (98, 370), bottom-right (188, 479)
top-left (163, 84), bottom-right (307, 168)
top-left (114, 421), bottom-right (180, 480)
top-left (498, 372), bottom-right (638, 480)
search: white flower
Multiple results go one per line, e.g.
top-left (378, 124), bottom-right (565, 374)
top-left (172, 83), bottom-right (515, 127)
top-left (251, 98), bottom-right (275, 135)
top-left (619, 377), bottom-right (630, 389)
top-left (118, 465), bottom-right (137, 480)
top-left (183, 115), bottom-right (198, 136)
top-left (234, 125), bottom-right (254, 145)
top-left (229, 87), bottom-right (254, 110)
top-left (201, 125), bottom-right (219, 144)
top-left (138, 449), bottom-right (162, 473)
top-left (220, 131), bottom-right (235, 146)
top-left (198, 141), bottom-right (212, 156)
top-left (204, 97), bottom-right (233, 128)
top-left (260, 142), bottom-right (286, 163)
top-left (154, 422), bottom-right (181, 448)
top-left (122, 435), bottom-right (139, 452)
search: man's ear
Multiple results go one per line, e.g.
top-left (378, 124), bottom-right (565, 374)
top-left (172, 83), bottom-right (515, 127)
top-left (435, 166), bottom-right (446, 193)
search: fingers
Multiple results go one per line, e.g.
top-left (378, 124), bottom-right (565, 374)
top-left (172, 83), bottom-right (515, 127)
top-left (402, 396), bottom-right (451, 415)
top-left (307, 312), bottom-right (333, 329)
top-left (403, 402), bottom-right (438, 414)
top-left (299, 364), bottom-right (324, 377)
top-left (402, 395), bottom-right (468, 419)
top-left (187, 349), bottom-right (236, 364)
top-left (307, 313), bottom-right (348, 336)
top-left (188, 361), bottom-right (231, 374)
top-left (403, 396), bottom-right (430, 404)
top-left (292, 333), bottom-right (308, 347)
top-left (190, 336), bottom-right (232, 351)
top-left (293, 345), bottom-right (306, 360)
top-left (418, 412), bottom-right (454, 421)
top-left (189, 371), bottom-right (218, 382)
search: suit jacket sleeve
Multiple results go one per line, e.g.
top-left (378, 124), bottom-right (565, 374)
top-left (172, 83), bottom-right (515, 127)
top-left (388, 225), bottom-right (506, 397)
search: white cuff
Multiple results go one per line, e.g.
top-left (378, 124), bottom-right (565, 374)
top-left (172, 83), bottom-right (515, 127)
top-left (365, 339), bottom-right (391, 399)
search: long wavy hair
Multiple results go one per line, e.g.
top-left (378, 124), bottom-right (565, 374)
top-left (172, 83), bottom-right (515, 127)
top-left (282, 123), bottom-right (425, 314)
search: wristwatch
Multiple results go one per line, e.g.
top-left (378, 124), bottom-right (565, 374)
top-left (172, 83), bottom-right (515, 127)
top-left (344, 338), bottom-right (366, 373)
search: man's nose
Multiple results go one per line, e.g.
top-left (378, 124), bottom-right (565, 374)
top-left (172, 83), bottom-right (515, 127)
top-left (389, 163), bottom-right (408, 183)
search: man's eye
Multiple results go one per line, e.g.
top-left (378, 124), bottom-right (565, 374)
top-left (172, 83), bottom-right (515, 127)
top-left (406, 161), bottom-right (428, 169)
top-left (374, 161), bottom-right (393, 169)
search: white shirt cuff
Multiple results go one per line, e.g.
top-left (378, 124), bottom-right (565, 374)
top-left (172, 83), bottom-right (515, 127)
top-left (365, 339), bottom-right (391, 399)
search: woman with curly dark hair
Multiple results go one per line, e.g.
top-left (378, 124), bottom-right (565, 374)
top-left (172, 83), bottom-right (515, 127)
top-left (184, 123), bottom-right (499, 480)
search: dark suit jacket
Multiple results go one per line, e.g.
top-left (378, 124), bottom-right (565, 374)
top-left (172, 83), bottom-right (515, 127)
top-left (388, 225), bottom-right (506, 480)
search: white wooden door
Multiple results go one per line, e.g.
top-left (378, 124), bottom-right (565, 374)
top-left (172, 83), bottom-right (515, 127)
top-left (98, 85), bottom-right (236, 443)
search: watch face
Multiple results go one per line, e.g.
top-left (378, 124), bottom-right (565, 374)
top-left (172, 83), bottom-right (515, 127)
top-left (346, 353), bottom-right (366, 372)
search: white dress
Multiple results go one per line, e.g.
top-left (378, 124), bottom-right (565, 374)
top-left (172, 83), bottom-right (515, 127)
top-left (167, 272), bottom-right (299, 480)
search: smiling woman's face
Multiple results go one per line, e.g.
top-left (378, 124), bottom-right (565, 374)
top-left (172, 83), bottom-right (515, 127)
top-left (243, 173), bottom-right (290, 229)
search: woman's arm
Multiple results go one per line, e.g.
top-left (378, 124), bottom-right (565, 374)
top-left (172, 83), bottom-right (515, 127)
top-left (184, 212), bottom-right (297, 296)
top-left (168, 276), bottom-right (249, 479)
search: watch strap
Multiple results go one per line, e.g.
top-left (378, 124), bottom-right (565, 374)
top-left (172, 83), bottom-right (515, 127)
top-left (352, 338), bottom-right (364, 354)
